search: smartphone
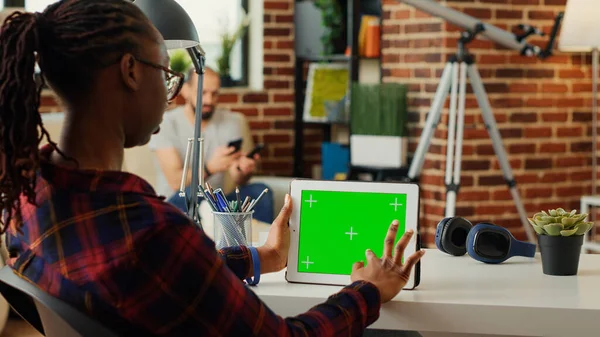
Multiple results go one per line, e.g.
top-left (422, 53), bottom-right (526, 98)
top-left (246, 144), bottom-right (264, 158)
top-left (227, 138), bottom-right (243, 153)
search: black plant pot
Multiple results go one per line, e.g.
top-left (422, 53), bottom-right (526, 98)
top-left (538, 234), bottom-right (584, 276)
top-left (220, 74), bottom-right (235, 88)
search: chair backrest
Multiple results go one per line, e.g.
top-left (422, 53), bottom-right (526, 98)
top-left (0, 266), bottom-right (119, 337)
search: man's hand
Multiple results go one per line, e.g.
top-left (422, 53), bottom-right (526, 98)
top-left (257, 194), bottom-right (292, 274)
top-left (206, 146), bottom-right (242, 174)
top-left (237, 153), bottom-right (260, 176)
top-left (351, 221), bottom-right (425, 303)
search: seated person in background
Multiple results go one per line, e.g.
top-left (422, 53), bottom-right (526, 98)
top-left (0, 0), bottom-right (424, 335)
top-left (150, 67), bottom-right (274, 223)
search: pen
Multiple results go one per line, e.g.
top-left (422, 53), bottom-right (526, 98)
top-left (241, 196), bottom-right (250, 211)
top-left (206, 182), bottom-right (215, 195)
top-left (242, 199), bottom-right (252, 212)
top-left (236, 187), bottom-right (241, 208)
top-left (214, 191), bottom-right (231, 212)
top-left (204, 188), bottom-right (219, 211)
top-left (217, 189), bottom-right (228, 202)
top-left (214, 188), bottom-right (232, 211)
top-left (247, 188), bottom-right (269, 212)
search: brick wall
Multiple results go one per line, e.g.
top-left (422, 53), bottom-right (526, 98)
top-left (39, 0), bottom-right (297, 177)
top-left (382, 0), bottom-right (595, 245)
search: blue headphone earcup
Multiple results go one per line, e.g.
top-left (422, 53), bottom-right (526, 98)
top-left (435, 217), bottom-right (453, 254)
top-left (436, 217), bottom-right (473, 256)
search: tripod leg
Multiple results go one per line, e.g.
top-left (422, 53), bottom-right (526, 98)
top-left (467, 64), bottom-right (536, 243)
top-left (446, 62), bottom-right (468, 218)
top-left (444, 62), bottom-right (460, 217)
top-left (408, 62), bottom-right (455, 181)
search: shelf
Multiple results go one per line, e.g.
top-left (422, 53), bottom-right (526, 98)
top-left (294, 0), bottom-right (361, 178)
top-left (297, 54), bottom-right (351, 62)
top-left (296, 55), bottom-right (380, 62)
top-left (303, 120), bottom-right (350, 126)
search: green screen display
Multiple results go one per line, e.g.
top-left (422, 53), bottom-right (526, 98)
top-left (298, 190), bottom-right (407, 275)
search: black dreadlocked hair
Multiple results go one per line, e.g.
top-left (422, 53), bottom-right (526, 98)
top-left (0, 0), bottom-right (156, 233)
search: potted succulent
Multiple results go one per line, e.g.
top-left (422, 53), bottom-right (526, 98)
top-left (529, 208), bottom-right (595, 276)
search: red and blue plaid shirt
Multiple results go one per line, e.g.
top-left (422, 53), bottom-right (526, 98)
top-left (6, 145), bottom-right (381, 336)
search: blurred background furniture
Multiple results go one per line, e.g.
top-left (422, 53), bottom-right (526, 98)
top-left (39, 112), bottom-right (293, 222)
top-left (560, 0), bottom-right (600, 253)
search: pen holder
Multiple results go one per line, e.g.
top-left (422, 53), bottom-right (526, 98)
top-left (212, 211), bottom-right (254, 250)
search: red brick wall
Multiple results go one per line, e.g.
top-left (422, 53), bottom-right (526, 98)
top-left (39, 0), bottom-right (296, 177)
top-left (382, 0), bottom-right (595, 245)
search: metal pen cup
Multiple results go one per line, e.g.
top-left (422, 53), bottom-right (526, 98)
top-left (212, 211), bottom-right (254, 250)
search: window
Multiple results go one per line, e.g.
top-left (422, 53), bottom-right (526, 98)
top-left (25, 0), bottom-right (50, 12)
top-left (175, 0), bottom-right (250, 87)
top-left (23, 0), bottom-right (253, 88)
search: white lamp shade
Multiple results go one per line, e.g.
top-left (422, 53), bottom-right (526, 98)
top-left (559, 0), bottom-right (600, 52)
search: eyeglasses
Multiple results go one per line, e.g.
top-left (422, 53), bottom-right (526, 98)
top-left (135, 57), bottom-right (185, 101)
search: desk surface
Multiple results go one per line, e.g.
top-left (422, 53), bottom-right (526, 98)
top-left (251, 249), bottom-right (600, 337)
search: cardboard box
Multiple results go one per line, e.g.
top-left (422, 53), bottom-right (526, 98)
top-left (350, 135), bottom-right (408, 168)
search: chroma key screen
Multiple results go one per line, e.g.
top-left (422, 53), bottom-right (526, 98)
top-left (297, 190), bottom-right (407, 275)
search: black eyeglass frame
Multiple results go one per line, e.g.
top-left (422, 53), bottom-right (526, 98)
top-left (135, 57), bottom-right (185, 101)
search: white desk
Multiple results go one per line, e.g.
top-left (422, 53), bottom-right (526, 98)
top-left (251, 249), bottom-right (600, 337)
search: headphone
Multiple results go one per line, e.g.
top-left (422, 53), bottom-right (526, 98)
top-left (435, 217), bottom-right (474, 256)
top-left (435, 216), bottom-right (537, 263)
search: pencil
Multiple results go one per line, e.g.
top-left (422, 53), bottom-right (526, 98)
top-left (206, 182), bottom-right (214, 194)
top-left (247, 188), bottom-right (269, 212)
top-left (241, 196), bottom-right (251, 212)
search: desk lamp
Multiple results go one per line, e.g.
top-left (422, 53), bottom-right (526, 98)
top-left (134, 0), bottom-right (206, 226)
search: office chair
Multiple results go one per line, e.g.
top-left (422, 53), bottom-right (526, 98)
top-left (0, 266), bottom-right (119, 337)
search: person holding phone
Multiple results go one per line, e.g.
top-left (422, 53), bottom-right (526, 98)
top-left (149, 67), bottom-right (273, 222)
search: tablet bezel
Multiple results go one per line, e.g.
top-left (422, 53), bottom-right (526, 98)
top-left (285, 179), bottom-right (421, 290)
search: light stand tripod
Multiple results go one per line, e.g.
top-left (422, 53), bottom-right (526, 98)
top-left (406, 25), bottom-right (536, 243)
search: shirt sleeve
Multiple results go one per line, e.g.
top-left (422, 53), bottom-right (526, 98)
top-left (218, 245), bottom-right (252, 280)
top-left (148, 113), bottom-right (177, 151)
top-left (124, 220), bottom-right (382, 336)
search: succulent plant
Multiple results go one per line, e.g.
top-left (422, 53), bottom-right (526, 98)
top-left (528, 208), bottom-right (595, 237)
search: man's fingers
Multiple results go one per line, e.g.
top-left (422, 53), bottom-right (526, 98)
top-left (352, 261), bottom-right (364, 272)
top-left (272, 194), bottom-right (292, 227)
top-left (383, 220), bottom-right (400, 258)
top-left (400, 250), bottom-right (425, 279)
top-left (393, 229), bottom-right (414, 265)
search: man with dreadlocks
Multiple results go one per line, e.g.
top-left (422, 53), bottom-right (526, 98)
top-left (0, 0), bottom-right (424, 336)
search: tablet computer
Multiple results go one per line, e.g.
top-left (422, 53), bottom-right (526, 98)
top-left (286, 179), bottom-right (421, 290)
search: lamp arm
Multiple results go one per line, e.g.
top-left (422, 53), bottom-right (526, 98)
top-left (538, 12), bottom-right (564, 59)
top-left (185, 46), bottom-right (206, 226)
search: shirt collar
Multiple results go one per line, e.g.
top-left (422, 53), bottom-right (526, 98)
top-left (38, 144), bottom-right (159, 196)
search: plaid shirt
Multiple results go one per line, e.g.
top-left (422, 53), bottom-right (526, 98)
top-left (6, 145), bottom-right (381, 336)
